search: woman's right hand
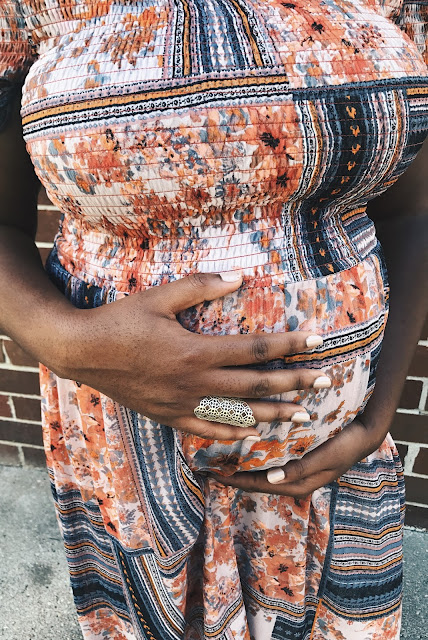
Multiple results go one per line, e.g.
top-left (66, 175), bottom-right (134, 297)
top-left (57, 272), bottom-right (331, 441)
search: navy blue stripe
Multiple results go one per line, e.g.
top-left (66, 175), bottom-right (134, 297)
top-left (322, 455), bottom-right (404, 620)
top-left (24, 76), bottom-right (428, 134)
top-left (215, 0), bottom-right (251, 68)
top-left (114, 541), bottom-right (182, 640)
top-left (131, 419), bottom-right (186, 551)
top-left (51, 484), bottom-right (130, 618)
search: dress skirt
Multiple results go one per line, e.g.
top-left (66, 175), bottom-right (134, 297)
top-left (40, 244), bottom-right (405, 640)
top-left (1, 0), bottom-right (426, 638)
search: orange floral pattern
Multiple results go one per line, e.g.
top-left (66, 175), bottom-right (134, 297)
top-left (1, 0), bottom-right (425, 638)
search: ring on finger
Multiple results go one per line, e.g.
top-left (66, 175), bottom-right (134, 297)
top-left (194, 396), bottom-right (257, 427)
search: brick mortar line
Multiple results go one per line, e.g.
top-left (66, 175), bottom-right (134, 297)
top-left (396, 408), bottom-right (428, 416)
top-left (405, 500), bottom-right (428, 509)
top-left (403, 471), bottom-right (428, 479)
top-left (6, 396), bottom-right (16, 420)
top-left (17, 445), bottom-right (25, 466)
top-left (0, 439), bottom-right (44, 450)
top-left (35, 241), bottom-right (54, 249)
top-left (0, 416), bottom-right (42, 426)
top-left (0, 363), bottom-right (40, 373)
top-left (403, 443), bottom-right (419, 474)
top-left (37, 204), bottom-right (59, 211)
top-left (0, 391), bottom-right (41, 400)
top-left (1, 340), bottom-right (10, 364)
top-left (419, 380), bottom-right (428, 412)
top-left (396, 440), bottom-right (428, 449)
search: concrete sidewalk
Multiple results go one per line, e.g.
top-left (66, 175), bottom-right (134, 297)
top-left (0, 465), bottom-right (426, 640)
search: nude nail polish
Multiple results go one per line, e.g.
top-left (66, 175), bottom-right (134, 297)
top-left (313, 375), bottom-right (332, 389)
top-left (267, 468), bottom-right (286, 484)
top-left (220, 271), bottom-right (242, 282)
top-left (244, 435), bottom-right (261, 442)
top-left (306, 335), bottom-right (323, 348)
top-left (291, 411), bottom-right (310, 423)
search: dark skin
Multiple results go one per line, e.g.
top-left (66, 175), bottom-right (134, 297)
top-left (1, 91), bottom-right (427, 497)
top-left (211, 141), bottom-right (428, 496)
top-left (0, 90), bottom-right (332, 442)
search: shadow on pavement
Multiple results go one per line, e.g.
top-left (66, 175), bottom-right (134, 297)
top-left (0, 466), bottom-right (426, 640)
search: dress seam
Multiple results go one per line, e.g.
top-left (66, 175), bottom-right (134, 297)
top-left (307, 481), bottom-right (339, 639)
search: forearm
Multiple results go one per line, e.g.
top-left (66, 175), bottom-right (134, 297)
top-left (360, 214), bottom-right (427, 443)
top-left (0, 225), bottom-right (76, 373)
top-left (0, 89), bottom-right (77, 372)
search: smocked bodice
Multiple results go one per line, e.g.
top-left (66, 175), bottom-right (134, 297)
top-left (1, 0), bottom-right (427, 288)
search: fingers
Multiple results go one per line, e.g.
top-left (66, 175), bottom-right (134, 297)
top-left (155, 276), bottom-right (325, 370)
top-left (206, 367), bottom-right (331, 399)
top-left (266, 435), bottom-right (341, 487)
top-left (158, 272), bottom-right (243, 315)
top-left (210, 469), bottom-right (335, 498)
top-left (204, 331), bottom-right (324, 367)
top-left (208, 427), bottom-right (364, 497)
top-left (172, 415), bottom-right (260, 441)
top-left (266, 458), bottom-right (308, 485)
top-left (248, 400), bottom-right (310, 424)
top-left (266, 421), bottom-right (367, 486)
top-left (169, 400), bottom-right (311, 441)
top-left (264, 463), bottom-right (337, 498)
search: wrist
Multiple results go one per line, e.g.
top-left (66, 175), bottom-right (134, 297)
top-left (11, 303), bottom-right (83, 379)
top-left (356, 403), bottom-right (395, 453)
top-left (43, 305), bottom-right (87, 378)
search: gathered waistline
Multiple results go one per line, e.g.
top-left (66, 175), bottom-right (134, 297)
top-left (53, 206), bottom-right (378, 291)
top-left (46, 240), bottom-right (387, 308)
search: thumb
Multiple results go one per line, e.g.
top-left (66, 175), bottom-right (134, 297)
top-left (161, 271), bottom-right (243, 315)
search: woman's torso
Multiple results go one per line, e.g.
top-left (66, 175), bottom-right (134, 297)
top-left (10, 0), bottom-right (428, 473)
top-left (13, 0), bottom-right (427, 289)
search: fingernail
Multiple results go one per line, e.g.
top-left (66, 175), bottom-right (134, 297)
top-left (244, 435), bottom-right (261, 442)
top-left (267, 468), bottom-right (286, 484)
top-left (306, 335), bottom-right (323, 348)
top-left (220, 271), bottom-right (242, 282)
top-left (313, 375), bottom-right (331, 389)
top-left (291, 411), bottom-right (310, 423)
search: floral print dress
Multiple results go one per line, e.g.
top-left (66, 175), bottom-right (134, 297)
top-left (1, 1), bottom-right (427, 638)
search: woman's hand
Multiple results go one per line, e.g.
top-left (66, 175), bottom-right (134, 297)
top-left (209, 416), bottom-right (384, 497)
top-left (207, 143), bottom-right (428, 495)
top-left (60, 272), bottom-right (331, 441)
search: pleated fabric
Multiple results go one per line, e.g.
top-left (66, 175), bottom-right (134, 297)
top-left (1, 1), bottom-right (427, 638)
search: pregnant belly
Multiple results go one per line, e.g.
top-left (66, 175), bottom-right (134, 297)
top-left (176, 250), bottom-right (388, 476)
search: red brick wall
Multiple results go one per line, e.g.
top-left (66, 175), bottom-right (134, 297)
top-left (0, 190), bottom-right (60, 467)
top-left (1, 191), bottom-right (427, 527)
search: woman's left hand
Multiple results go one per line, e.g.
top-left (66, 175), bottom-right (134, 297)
top-left (209, 417), bottom-right (386, 498)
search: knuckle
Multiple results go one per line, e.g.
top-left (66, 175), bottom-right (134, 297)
top-left (161, 399), bottom-right (185, 414)
top-left (293, 370), bottom-right (307, 390)
top-left (295, 460), bottom-right (306, 480)
top-left (273, 403), bottom-right (286, 422)
top-left (189, 272), bottom-right (209, 290)
top-left (249, 376), bottom-right (271, 398)
top-left (180, 345), bottom-right (201, 369)
top-left (197, 425), bottom-right (214, 439)
top-left (250, 335), bottom-right (270, 362)
top-left (285, 331), bottom-right (299, 353)
top-left (238, 472), bottom-right (258, 491)
top-left (288, 459), bottom-right (305, 480)
top-left (230, 427), bottom-right (245, 440)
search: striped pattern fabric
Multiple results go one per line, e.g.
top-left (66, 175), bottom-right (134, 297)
top-left (1, 1), bottom-right (427, 638)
